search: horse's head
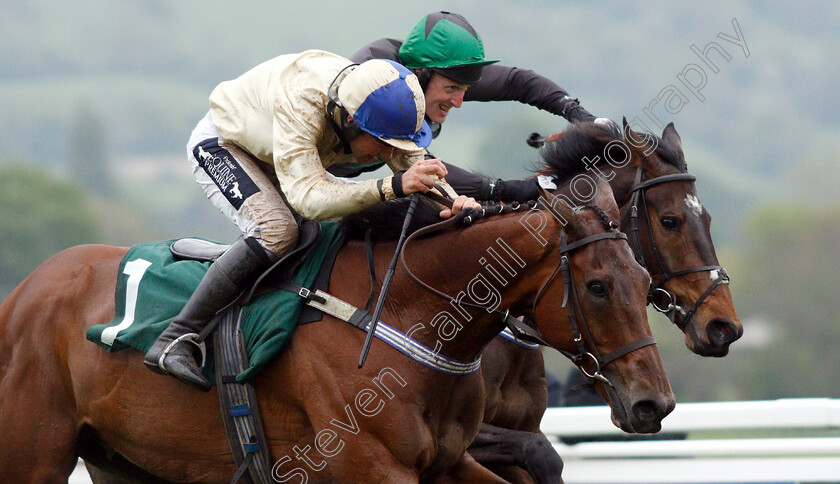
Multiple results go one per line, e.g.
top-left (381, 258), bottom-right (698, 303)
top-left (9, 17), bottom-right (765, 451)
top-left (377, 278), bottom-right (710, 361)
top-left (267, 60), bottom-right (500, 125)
top-left (622, 119), bottom-right (742, 356)
top-left (529, 184), bottom-right (675, 433)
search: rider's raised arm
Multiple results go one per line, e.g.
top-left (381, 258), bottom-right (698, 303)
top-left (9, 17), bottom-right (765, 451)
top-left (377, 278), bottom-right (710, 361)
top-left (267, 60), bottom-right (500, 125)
top-left (465, 63), bottom-right (595, 123)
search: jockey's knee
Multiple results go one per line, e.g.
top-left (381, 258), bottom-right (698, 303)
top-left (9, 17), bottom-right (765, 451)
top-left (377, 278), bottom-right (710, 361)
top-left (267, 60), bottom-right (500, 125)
top-left (254, 221), bottom-right (298, 257)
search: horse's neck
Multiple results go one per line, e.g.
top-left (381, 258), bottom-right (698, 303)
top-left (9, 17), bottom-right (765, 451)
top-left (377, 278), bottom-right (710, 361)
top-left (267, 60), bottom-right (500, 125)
top-left (391, 214), bottom-right (555, 363)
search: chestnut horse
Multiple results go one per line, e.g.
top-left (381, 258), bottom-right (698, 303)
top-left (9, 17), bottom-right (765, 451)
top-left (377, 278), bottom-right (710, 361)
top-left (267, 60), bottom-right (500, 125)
top-left (0, 186), bottom-right (674, 482)
top-left (470, 120), bottom-right (742, 483)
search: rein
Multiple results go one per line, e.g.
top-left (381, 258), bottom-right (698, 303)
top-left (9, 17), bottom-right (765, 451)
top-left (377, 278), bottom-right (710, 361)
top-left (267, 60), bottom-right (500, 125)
top-left (626, 167), bottom-right (730, 330)
top-left (398, 205), bottom-right (655, 387)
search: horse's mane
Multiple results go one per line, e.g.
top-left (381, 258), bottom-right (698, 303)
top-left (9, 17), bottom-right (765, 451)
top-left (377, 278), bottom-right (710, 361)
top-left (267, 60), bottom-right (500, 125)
top-left (538, 122), bottom-right (687, 182)
top-left (537, 122), bottom-right (620, 183)
top-left (339, 197), bottom-right (446, 240)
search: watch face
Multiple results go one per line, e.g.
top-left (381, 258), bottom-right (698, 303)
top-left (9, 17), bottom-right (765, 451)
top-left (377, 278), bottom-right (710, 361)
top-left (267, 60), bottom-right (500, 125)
top-left (537, 174), bottom-right (558, 191)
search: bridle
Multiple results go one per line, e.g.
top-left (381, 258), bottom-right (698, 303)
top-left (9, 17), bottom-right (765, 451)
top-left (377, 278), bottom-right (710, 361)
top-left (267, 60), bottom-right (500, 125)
top-left (626, 167), bottom-right (730, 331)
top-left (399, 204), bottom-right (656, 387)
top-left (534, 226), bottom-right (656, 386)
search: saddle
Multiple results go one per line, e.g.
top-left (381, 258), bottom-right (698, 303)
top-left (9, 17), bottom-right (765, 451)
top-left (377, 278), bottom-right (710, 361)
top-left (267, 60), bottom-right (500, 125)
top-left (172, 217), bottom-right (324, 294)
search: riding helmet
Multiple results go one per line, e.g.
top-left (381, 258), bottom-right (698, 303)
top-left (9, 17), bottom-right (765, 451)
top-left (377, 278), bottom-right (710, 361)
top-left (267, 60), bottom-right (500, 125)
top-left (398, 11), bottom-right (500, 85)
top-left (335, 59), bottom-right (432, 150)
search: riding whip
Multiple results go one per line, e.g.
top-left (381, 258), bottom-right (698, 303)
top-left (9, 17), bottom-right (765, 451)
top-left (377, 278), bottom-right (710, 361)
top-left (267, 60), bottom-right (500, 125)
top-left (358, 193), bottom-right (421, 368)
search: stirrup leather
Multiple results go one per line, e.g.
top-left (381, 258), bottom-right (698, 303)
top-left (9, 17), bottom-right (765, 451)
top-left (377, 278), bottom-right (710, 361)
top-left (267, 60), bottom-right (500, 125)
top-left (157, 332), bottom-right (207, 373)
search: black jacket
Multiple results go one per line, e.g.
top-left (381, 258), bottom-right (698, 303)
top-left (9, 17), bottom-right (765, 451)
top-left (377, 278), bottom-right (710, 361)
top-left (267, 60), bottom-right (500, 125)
top-left (327, 38), bottom-right (592, 202)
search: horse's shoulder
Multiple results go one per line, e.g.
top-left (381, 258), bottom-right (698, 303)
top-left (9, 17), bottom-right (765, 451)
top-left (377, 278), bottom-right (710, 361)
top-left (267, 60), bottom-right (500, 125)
top-left (12, 245), bottom-right (126, 304)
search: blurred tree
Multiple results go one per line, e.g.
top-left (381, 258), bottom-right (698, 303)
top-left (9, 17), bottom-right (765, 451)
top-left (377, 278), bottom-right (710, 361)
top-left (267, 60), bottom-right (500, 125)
top-left (785, 150), bottom-right (840, 204)
top-left (68, 103), bottom-right (115, 197)
top-left (732, 203), bottom-right (840, 397)
top-left (0, 164), bottom-right (99, 298)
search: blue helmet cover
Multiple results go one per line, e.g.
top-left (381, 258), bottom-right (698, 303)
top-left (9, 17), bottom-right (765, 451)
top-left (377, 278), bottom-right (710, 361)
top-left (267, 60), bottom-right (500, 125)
top-left (352, 60), bottom-right (432, 149)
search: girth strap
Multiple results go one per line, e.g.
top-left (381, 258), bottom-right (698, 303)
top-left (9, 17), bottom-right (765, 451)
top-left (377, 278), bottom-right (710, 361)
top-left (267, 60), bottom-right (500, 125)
top-left (214, 308), bottom-right (273, 484)
top-left (275, 281), bottom-right (327, 306)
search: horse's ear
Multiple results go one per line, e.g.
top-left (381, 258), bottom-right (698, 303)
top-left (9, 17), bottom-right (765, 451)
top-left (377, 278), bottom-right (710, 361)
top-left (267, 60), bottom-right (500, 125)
top-left (662, 122), bottom-right (682, 149)
top-left (593, 180), bottom-right (621, 221)
top-left (622, 116), bottom-right (646, 168)
top-left (622, 116), bottom-right (645, 148)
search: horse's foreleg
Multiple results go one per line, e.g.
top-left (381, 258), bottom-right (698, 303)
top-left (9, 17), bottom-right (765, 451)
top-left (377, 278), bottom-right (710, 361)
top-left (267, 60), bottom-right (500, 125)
top-left (0, 325), bottom-right (79, 482)
top-left (423, 452), bottom-right (511, 484)
top-left (467, 423), bottom-right (564, 484)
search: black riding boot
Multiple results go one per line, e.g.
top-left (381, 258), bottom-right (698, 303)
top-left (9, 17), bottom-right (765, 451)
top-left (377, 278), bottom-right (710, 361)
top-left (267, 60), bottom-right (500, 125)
top-left (143, 237), bottom-right (276, 390)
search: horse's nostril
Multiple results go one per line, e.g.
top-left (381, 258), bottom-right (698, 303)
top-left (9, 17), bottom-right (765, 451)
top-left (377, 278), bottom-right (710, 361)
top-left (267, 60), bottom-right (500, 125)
top-left (632, 400), bottom-right (660, 424)
top-left (707, 318), bottom-right (742, 347)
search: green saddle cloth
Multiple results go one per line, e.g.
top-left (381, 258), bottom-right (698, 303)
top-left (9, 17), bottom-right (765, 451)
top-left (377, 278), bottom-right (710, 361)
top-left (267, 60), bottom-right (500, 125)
top-left (86, 222), bottom-right (343, 383)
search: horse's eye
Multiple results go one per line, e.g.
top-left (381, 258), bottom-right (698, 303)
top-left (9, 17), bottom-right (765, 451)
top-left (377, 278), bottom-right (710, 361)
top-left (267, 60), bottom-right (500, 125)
top-left (660, 216), bottom-right (681, 231)
top-left (587, 281), bottom-right (607, 298)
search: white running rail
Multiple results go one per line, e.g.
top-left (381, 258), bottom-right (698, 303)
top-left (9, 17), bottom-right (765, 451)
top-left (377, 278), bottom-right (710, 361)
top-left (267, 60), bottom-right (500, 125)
top-left (541, 398), bottom-right (840, 483)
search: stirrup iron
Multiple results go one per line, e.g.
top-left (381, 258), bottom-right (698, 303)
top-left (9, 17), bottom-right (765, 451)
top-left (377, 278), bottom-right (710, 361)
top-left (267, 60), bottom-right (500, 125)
top-left (157, 332), bottom-right (207, 373)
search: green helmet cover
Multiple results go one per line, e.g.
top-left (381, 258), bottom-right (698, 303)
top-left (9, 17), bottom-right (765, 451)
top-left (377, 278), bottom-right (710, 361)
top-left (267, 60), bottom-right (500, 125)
top-left (399, 11), bottom-right (500, 71)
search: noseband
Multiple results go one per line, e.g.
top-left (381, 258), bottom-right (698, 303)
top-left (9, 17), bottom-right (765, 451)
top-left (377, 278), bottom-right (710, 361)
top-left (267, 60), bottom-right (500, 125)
top-left (626, 167), bottom-right (730, 331)
top-left (401, 205), bottom-right (656, 387)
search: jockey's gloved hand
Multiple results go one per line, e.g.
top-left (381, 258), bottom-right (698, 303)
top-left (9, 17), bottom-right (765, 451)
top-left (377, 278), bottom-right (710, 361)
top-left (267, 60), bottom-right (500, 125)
top-left (453, 205), bottom-right (491, 225)
top-left (594, 118), bottom-right (621, 137)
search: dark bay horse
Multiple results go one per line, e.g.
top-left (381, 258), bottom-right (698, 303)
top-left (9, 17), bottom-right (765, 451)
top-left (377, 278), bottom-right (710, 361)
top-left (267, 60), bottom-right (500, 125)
top-left (471, 120), bottom-right (743, 483)
top-left (0, 186), bottom-right (674, 482)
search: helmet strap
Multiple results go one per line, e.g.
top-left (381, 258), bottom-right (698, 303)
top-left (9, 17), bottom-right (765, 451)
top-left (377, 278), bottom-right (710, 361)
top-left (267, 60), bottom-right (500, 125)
top-left (326, 63), bottom-right (364, 154)
top-left (326, 101), bottom-right (359, 154)
top-left (341, 111), bottom-right (363, 143)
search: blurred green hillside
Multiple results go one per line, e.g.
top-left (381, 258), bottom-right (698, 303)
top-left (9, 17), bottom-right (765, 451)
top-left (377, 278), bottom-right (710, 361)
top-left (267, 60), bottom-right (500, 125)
top-left (1, 0), bottom-right (838, 402)
top-left (3, 1), bottom-right (838, 237)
